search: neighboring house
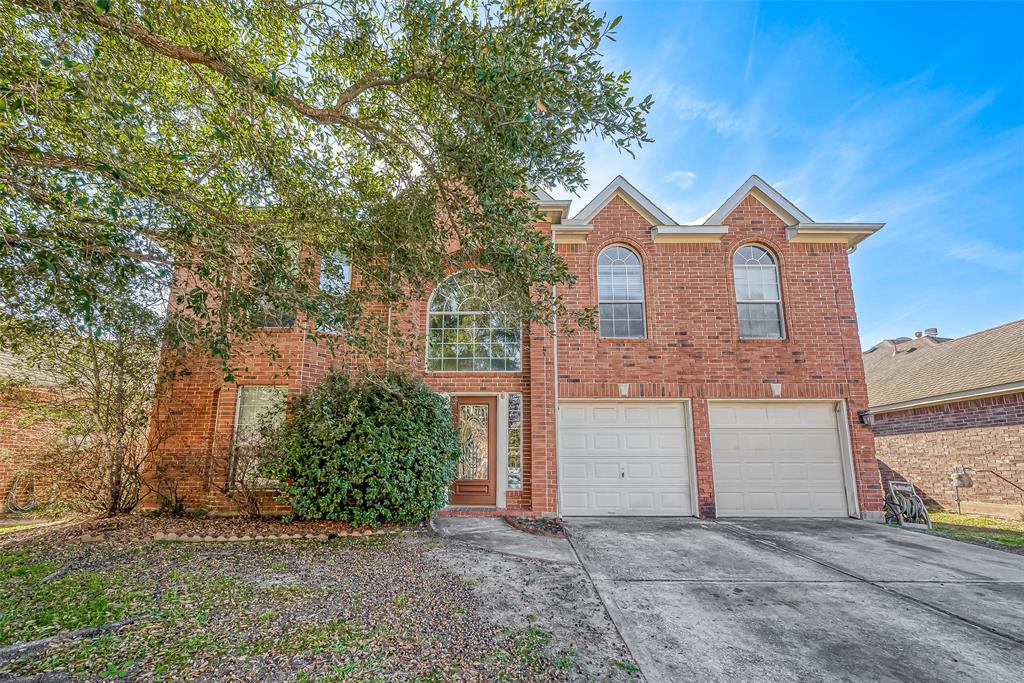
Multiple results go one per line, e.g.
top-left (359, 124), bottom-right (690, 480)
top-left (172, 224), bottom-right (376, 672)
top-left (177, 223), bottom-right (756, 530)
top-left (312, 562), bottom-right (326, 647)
top-left (0, 351), bottom-right (57, 512)
top-left (864, 320), bottom-right (1024, 519)
top-left (148, 175), bottom-right (886, 520)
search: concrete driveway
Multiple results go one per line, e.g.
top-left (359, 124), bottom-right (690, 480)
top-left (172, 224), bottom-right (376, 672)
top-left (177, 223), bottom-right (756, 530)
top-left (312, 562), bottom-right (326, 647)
top-left (565, 517), bottom-right (1024, 682)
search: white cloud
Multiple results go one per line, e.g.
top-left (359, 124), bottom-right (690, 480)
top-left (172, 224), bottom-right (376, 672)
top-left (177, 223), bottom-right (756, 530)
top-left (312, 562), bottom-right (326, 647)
top-left (673, 93), bottom-right (743, 135)
top-left (948, 241), bottom-right (1024, 272)
top-left (665, 170), bottom-right (697, 189)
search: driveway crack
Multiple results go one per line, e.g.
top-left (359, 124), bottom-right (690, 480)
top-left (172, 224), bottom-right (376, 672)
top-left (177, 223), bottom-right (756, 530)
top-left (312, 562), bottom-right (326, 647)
top-left (713, 521), bottom-right (1024, 648)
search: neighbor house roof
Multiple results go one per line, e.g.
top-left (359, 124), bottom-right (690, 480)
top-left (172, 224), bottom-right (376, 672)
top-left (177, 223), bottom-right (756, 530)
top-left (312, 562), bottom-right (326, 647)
top-left (863, 319), bottom-right (1024, 411)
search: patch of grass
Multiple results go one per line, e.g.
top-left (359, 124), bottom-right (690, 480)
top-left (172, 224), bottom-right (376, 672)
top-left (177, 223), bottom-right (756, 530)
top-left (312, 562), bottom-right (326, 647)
top-left (0, 550), bottom-right (151, 647)
top-left (0, 523), bottom-right (43, 535)
top-left (926, 512), bottom-right (1024, 550)
top-left (554, 647), bottom-right (578, 670)
top-left (509, 625), bottom-right (551, 665)
top-left (272, 618), bottom-right (369, 655)
top-left (612, 658), bottom-right (640, 674)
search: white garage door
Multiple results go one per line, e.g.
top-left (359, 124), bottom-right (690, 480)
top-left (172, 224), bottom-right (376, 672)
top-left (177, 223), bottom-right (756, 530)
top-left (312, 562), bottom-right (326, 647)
top-left (710, 402), bottom-right (850, 517)
top-left (558, 402), bottom-right (693, 516)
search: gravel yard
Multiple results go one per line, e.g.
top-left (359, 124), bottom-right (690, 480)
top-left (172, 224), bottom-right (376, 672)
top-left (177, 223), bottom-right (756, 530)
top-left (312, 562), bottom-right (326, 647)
top-left (0, 518), bottom-right (639, 682)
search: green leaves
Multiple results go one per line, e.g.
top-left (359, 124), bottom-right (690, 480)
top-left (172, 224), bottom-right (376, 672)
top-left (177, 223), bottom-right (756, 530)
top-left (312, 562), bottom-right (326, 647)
top-left (1, 0), bottom-right (651, 372)
top-left (260, 371), bottom-right (460, 526)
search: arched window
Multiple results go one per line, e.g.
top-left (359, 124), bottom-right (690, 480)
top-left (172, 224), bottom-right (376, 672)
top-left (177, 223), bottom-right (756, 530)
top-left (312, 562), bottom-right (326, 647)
top-left (733, 245), bottom-right (784, 339)
top-left (427, 270), bottom-right (521, 371)
top-left (598, 245), bottom-right (645, 338)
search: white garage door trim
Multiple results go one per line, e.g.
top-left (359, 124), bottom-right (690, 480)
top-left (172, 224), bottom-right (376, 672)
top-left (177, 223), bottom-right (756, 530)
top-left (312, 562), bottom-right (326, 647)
top-left (709, 399), bottom-right (859, 518)
top-left (557, 400), bottom-right (698, 516)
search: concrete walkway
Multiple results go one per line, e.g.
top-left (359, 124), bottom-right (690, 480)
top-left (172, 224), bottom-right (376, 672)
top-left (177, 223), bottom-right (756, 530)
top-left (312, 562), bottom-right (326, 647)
top-left (431, 516), bottom-right (577, 564)
top-left (566, 517), bottom-right (1024, 683)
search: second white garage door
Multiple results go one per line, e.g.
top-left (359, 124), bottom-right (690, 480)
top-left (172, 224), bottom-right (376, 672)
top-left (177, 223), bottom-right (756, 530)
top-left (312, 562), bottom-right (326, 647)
top-left (558, 401), bottom-right (693, 516)
top-left (710, 402), bottom-right (851, 517)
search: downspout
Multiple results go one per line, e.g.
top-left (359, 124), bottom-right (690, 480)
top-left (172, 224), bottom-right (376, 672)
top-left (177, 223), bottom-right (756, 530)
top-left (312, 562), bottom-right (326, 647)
top-left (551, 232), bottom-right (562, 518)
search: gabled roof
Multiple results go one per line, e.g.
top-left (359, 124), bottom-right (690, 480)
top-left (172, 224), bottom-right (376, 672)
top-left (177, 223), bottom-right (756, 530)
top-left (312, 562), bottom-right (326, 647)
top-left (566, 175), bottom-right (678, 227)
top-left (543, 173), bottom-right (883, 248)
top-left (863, 319), bottom-right (1024, 411)
top-left (705, 174), bottom-right (812, 226)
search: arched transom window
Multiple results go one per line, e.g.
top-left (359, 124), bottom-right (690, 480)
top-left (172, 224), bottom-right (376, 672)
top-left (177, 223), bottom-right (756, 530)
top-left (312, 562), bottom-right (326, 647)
top-left (427, 270), bottom-right (522, 372)
top-left (598, 245), bottom-right (645, 338)
top-left (733, 245), bottom-right (785, 339)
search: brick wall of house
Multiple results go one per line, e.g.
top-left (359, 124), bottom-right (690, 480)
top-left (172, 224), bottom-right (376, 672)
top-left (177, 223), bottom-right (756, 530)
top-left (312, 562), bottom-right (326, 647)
top-left (148, 193), bottom-right (882, 517)
top-left (556, 195), bottom-right (882, 516)
top-left (874, 392), bottom-right (1024, 517)
top-left (0, 388), bottom-right (57, 512)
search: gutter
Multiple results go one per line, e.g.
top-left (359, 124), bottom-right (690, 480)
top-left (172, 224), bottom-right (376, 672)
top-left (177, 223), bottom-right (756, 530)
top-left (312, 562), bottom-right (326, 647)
top-left (866, 381), bottom-right (1024, 415)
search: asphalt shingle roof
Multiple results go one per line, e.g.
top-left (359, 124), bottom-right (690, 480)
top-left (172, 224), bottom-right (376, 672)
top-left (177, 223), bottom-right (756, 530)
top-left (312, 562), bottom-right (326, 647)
top-left (863, 319), bottom-right (1024, 409)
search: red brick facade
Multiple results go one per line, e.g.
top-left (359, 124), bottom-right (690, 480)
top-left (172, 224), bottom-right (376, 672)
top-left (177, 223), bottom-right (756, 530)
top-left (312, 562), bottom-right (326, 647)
top-left (0, 388), bottom-right (57, 512)
top-left (147, 182), bottom-right (883, 518)
top-left (874, 392), bottom-right (1024, 518)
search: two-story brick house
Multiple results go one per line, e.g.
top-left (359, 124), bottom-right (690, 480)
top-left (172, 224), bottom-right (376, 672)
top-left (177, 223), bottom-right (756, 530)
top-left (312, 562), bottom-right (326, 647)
top-left (148, 175), bottom-right (886, 519)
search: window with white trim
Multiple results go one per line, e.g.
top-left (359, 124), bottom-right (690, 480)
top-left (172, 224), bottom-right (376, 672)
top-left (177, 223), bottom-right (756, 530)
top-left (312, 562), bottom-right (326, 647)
top-left (507, 393), bottom-right (523, 490)
top-left (232, 386), bottom-right (287, 486)
top-left (597, 245), bottom-right (645, 338)
top-left (319, 252), bottom-right (351, 293)
top-left (426, 270), bottom-right (522, 372)
top-left (318, 251), bottom-right (351, 332)
top-left (733, 245), bottom-right (784, 339)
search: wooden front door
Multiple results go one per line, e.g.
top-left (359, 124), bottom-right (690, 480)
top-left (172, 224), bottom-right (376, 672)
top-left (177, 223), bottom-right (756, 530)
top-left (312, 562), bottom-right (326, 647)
top-left (450, 396), bottom-right (497, 506)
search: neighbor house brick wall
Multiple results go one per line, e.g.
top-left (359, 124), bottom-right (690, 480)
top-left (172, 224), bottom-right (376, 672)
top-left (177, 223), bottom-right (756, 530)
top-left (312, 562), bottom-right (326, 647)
top-left (874, 392), bottom-right (1024, 517)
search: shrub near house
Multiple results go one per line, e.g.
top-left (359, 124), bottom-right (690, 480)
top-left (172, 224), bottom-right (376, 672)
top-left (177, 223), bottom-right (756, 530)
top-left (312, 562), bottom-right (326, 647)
top-left (260, 372), bottom-right (461, 526)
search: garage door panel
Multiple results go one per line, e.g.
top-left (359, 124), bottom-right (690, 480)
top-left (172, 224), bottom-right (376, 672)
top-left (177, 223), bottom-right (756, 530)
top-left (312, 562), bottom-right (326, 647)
top-left (625, 433), bottom-right (652, 449)
top-left (711, 402), bottom-right (849, 518)
top-left (558, 401), bottom-right (693, 516)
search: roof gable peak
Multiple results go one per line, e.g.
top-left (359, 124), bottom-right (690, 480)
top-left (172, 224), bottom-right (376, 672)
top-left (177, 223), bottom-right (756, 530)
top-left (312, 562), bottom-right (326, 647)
top-left (705, 175), bottom-right (812, 226)
top-left (567, 175), bottom-right (678, 227)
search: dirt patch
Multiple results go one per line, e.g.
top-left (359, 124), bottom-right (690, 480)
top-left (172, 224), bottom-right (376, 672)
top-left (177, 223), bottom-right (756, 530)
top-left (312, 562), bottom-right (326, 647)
top-left (432, 541), bottom-right (640, 682)
top-left (0, 523), bottom-right (575, 681)
top-left (504, 516), bottom-right (566, 538)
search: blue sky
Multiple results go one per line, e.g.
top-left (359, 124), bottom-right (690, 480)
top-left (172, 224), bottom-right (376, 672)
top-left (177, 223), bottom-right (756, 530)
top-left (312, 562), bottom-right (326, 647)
top-left (562, 1), bottom-right (1024, 347)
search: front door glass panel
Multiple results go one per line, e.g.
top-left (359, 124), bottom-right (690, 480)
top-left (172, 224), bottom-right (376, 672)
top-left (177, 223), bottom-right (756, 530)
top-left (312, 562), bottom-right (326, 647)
top-left (457, 404), bottom-right (489, 480)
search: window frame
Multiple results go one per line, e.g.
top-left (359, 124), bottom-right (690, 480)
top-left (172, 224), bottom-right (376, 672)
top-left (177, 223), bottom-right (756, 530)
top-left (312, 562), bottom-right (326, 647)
top-left (317, 251), bottom-right (351, 334)
top-left (425, 270), bottom-right (523, 373)
top-left (596, 244), bottom-right (647, 340)
top-left (230, 385), bottom-right (288, 488)
top-left (732, 243), bottom-right (786, 340)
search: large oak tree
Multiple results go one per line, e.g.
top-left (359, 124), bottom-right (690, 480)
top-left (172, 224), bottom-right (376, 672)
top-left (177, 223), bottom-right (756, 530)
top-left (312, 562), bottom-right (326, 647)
top-left (0, 0), bottom-right (652, 370)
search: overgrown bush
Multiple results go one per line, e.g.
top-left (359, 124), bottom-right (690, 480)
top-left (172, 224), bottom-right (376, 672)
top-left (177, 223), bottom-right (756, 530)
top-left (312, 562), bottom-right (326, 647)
top-left (261, 371), bottom-right (460, 525)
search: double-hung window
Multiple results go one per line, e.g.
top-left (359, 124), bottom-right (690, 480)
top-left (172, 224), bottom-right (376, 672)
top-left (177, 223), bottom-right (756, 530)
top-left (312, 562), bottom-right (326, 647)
top-left (733, 245), bottom-right (785, 339)
top-left (597, 245), bottom-right (646, 338)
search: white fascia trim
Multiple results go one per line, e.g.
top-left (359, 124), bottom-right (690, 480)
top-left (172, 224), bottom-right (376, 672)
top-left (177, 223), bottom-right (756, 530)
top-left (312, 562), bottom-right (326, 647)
top-left (786, 222), bottom-right (884, 247)
top-left (706, 175), bottom-right (812, 226)
top-left (535, 199), bottom-right (573, 224)
top-left (571, 175), bottom-right (678, 227)
top-left (551, 221), bottom-right (594, 244)
top-left (651, 224), bottom-right (729, 243)
top-left (868, 381), bottom-right (1024, 414)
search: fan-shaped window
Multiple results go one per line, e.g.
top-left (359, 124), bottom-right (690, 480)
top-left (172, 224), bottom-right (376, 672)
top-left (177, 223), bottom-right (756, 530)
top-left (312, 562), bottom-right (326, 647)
top-left (427, 270), bottom-right (522, 372)
top-left (598, 245), bottom-right (645, 338)
top-left (733, 245), bottom-right (784, 339)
